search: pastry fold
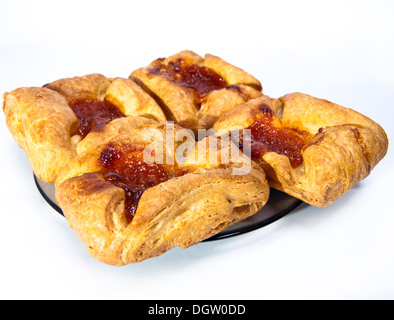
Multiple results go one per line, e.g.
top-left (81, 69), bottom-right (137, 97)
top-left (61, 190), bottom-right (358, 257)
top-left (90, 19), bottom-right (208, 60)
top-left (3, 87), bottom-right (78, 182)
top-left (2, 50), bottom-right (389, 267)
top-left (3, 74), bottom-right (167, 182)
top-left (213, 93), bottom-right (389, 207)
top-left (55, 117), bottom-right (269, 266)
top-left (130, 50), bottom-right (263, 131)
top-left (45, 73), bottom-right (167, 123)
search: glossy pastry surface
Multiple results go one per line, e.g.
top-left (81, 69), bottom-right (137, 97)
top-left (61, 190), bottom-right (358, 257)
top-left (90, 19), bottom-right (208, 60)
top-left (213, 93), bottom-right (388, 206)
top-left (3, 74), bottom-right (167, 182)
top-left (2, 51), bottom-right (389, 267)
top-left (130, 50), bottom-right (263, 131)
top-left (55, 117), bottom-right (270, 266)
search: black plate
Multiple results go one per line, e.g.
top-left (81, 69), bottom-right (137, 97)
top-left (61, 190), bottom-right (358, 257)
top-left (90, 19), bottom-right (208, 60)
top-left (34, 174), bottom-right (303, 241)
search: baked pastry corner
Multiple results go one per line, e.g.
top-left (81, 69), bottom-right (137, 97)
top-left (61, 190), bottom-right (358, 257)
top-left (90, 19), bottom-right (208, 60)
top-left (213, 93), bottom-right (388, 207)
top-left (3, 87), bottom-right (79, 183)
top-left (3, 74), bottom-right (167, 183)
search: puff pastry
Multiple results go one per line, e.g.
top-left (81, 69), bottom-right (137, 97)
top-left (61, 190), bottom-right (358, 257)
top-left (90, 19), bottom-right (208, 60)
top-left (2, 59), bottom-right (270, 265)
top-left (3, 74), bottom-right (166, 183)
top-left (3, 86), bottom-right (79, 183)
top-left (213, 93), bottom-right (389, 207)
top-left (130, 50), bottom-right (263, 131)
top-left (55, 117), bottom-right (269, 266)
top-left (2, 50), bottom-right (389, 266)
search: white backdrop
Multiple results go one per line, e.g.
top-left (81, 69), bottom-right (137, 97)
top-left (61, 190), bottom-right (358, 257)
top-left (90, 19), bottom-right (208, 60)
top-left (0, 0), bottom-right (393, 300)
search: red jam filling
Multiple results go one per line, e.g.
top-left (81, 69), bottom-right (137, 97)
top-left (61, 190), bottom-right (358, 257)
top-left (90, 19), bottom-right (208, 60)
top-left (176, 64), bottom-right (227, 102)
top-left (246, 104), bottom-right (312, 168)
top-left (152, 59), bottom-right (228, 105)
top-left (98, 143), bottom-right (186, 223)
top-left (69, 99), bottom-right (125, 138)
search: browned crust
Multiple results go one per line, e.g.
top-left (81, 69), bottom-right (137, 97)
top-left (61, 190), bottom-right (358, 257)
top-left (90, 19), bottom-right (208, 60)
top-left (105, 78), bottom-right (166, 123)
top-left (203, 53), bottom-right (262, 91)
top-left (198, 84), bottom-right (263, 129)
top-left (3, 74), bottom-right (167, 182)
top-left (57, 167), bottom-right (268, 266)
top-left (3, 87), bottom-right (78, 183)
top-left (130, 50), bottom-right (263, 131)
top-left (44, 73), bottom-right (112, 102)
top-left (213, 93), bottom-right (389, 207)
top-left (2, 52), bottom-right (389, 266)
top-left (55, 122), bottom-right (269, 266)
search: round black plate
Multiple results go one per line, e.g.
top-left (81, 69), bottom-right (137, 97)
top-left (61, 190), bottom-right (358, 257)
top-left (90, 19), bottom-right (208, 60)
top-left (34, 174), bottom-right (303, 241)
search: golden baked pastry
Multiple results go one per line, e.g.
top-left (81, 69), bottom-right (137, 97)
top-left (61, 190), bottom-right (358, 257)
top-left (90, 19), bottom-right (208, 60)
top-left (130, 50), bottom-right (263, 131)
top-left (3, 86), bottom-right (78, 183)
top-left (45, 73), bottom-right (167, 124)
top-left (55, 117), bottom-right (270, 266)
top-left (213, 93), bottom-right (389, 207)
top-left (3, 74), bottom-right (166, 183)
top-left (2, 68), bottom-right (270, 266)
top-left (3, 50), bottom-right (389, 266)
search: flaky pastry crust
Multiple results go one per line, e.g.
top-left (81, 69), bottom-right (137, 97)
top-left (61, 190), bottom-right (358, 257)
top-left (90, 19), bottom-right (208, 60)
top-left (130, 50), bottom-right (263, 131)
top-left (45, 73), bottom-right (167, 123)
top-left (55, 117), bottom-right (269, 266)
top-left (3, 87), bottom-right (79, 182)
top-left (3, 74), bottom-right (167, 182)
top-left (3, 50), bottom-right (389, 266)
top-left (213, 93), bottom-right (388, 207)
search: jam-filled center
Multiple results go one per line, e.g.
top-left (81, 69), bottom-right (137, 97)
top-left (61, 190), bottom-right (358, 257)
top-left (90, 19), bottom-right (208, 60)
top-left (98, 143), bottom-right (186, 223)
top-left (245, 104), bottom-right (312, 168)
top-left (69, 99), bottom-right (125, 138)
top-left (176, 64), bottom-right (227, 100)
top-left (153, 59), bottom-right (228, 105)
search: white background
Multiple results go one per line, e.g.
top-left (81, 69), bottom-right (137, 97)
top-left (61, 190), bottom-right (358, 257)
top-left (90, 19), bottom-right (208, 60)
top-left (0, 0), bottom-right (393, 300)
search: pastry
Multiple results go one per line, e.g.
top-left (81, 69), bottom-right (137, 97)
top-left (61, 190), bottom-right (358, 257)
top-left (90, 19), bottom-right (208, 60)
top-left (55, 117), bottom-right (270, 266)
top-left (3, 50), bottom-right (388, 266)
top-left (3, 50), bottom-right (263, 183)
top-left (130, 50), bottom-right (263, 131)
top-left (3, 74), bottom-right (166, 183)
top-left (213, 93), bottom-right (389, 207)
top-left (2, 67), bottom-right (270, 266)
top-left (3, 86), bottom-right (78, 183)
